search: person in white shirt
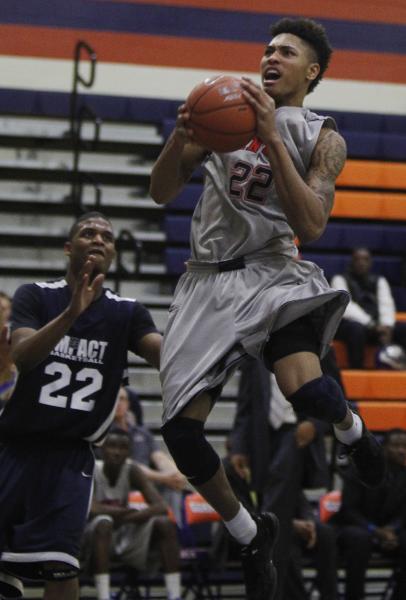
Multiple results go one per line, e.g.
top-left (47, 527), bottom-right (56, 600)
top-left (331, 248), bottom-right (406, 369)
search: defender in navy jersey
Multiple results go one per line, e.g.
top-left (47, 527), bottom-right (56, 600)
top-left (0, 212), bottom-right (161, 600)
top-left (150, 17), bottom-right (385, 600)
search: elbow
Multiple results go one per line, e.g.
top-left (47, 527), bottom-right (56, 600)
top-left (149, 175), bottom-right (174, 206)
top-left (149, 184), bottom-right (166, 205)
top-left (297, 226), bottom-right (324, 245)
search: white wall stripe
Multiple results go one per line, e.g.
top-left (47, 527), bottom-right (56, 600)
top-left (0, 56), bottom-right (405, 115)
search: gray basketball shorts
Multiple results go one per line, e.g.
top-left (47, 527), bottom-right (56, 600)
top-left (160, 254), bottom-right (349, 423)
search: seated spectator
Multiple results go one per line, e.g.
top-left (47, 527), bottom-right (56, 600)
top-left (224, 429), bottom-right (338, 600)
top-left (331, 248), bottom-right (406, 369)
top-left (286, 491), bottom-right (338, 600)
top-left (82, 429), bottom-right (182, 600)
top-left (229, 357), bottom-right (332, 600)
top-left (0, 291), bottom-right (17, 404)
top-left (114, 387), bottom-right (188, 523)
top-left (333, 428), bottom-right (406, 600)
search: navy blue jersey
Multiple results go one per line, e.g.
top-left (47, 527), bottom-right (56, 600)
top-left (0, 280), bottom-right (157, 443)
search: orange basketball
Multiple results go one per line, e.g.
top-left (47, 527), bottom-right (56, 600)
top-left (186, 75), bottom-right (256, 153)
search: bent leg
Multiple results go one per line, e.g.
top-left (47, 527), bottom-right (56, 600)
top-left (338, 525), bottom-right (372, 600)
top-left (151, 516), bottom-right (180, 574)
top-left (162, 387), bottom-right (279, 600)
top-left (313, 522), bottom-right (338, 600)
top-left (162, 392), bottom-right (241, 522)
top-left (265, 316), bottom-right (385, 486)
top-left (90, 518), bottom-right (113, 575)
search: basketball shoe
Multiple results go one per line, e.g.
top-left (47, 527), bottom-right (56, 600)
top-left (0, 573), bottom-right (24, 599)
top-left (240, 512), bottom-right (279, 600)
top-left (344, 418), bottom-right (386, 487)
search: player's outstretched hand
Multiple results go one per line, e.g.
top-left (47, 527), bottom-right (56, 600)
top-left (68, 260), bottom-right (105, 318)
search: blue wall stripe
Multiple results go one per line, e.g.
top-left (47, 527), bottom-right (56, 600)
top-left (1, 1), bottom-right (406, 54)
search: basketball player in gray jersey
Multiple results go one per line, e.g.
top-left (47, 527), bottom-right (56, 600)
top-left (150, 18), bottom-right (385, 600)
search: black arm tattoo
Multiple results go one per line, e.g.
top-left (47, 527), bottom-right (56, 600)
top-left (306, 129), bottom-right (347, 220)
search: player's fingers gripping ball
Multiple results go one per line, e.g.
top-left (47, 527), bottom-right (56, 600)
top-left (186, 75), bottom-right (256, 153)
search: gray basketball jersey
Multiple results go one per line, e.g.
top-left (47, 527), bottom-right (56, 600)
top-left (93, 460), bottom-right (131, 506)
top-left (190, 106), bottom-right (335, 262)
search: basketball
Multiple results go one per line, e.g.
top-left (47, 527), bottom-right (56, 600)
top-left (186, 75), bottom-right (256, 153)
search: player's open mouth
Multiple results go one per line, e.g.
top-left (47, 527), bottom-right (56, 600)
top-left (263, 69), bottom-right (281, 83)
top-left (88, 249), bottom-right (105, 257)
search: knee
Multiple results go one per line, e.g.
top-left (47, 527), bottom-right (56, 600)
top-left (161, 416), bottom-right (220, 485)
top-left (288, 375), bottom-right (347, 423)
top-left (93, 517), bottom-right (114, 541)
top-left (153, 516), bottom-right (177, 539)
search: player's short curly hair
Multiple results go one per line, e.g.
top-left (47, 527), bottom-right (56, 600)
top-left (270, 17), bottom-right (333, 94)
top-left (68, 211), bottom-right (113, 240)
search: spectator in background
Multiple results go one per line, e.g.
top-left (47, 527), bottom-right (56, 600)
top-left (229, 357), bottom-right (331, 600)
top-left (286, 490), bottom-right (338, 600)
top-left (83, 429), bottom-right (182, 600)
top-left (0, 292), bottom-right (12, 326)
top-left (0, 291), bottom-right (16, 404)
top-left (333, 428), bottom-right (406, 600)
top-left (331, 248), bottom-right (406, 369)
top-left (113, 387), bottom-right (188, 523)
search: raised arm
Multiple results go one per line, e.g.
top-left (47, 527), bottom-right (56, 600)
top-left (241, 78), bottom-right (347, 244)
top-left (149, 103), bottom-right (208, 205)
top-left (12, 261), bottom-right (104, 373)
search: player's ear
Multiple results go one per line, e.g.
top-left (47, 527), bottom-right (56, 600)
top-left (307, 62), bottom-right (320, 83)
top-left (64, 241), bottom-right (72, 257)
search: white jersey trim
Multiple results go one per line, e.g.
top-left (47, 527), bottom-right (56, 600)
top-left (105, 290), bottom-right (136, 303)
top-left (84, 394), bottom-right (120, 444)
top-left (35, 279), bottom-right (68, 289)
top-left (1, 551), bottom-right (79, 569)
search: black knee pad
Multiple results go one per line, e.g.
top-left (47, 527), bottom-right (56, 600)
top-left (161, 416), bottom-right (221, 486)
top-left (287, 374), bottom-right (348, 424)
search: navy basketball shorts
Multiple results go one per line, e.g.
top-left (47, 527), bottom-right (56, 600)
top-left (0, 439), bottom-right (94, 580)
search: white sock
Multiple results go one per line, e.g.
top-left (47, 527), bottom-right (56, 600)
top-left (94, 573), bottom-right (110, 600)
top-left (223, 503), bottom-right (257, 545)
top-left (334, 411), bottom-right (363, 445)
top-left (164, 572), bottom-right (181, 599)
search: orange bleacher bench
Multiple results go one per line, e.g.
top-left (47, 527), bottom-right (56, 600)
top-left (357, 402), bottom-right (406, 431)
top-left (337, 160), bottom-right (406, 190)
top-left (342, 370), bottom-right (406, 400)
top-left (184, 492), bottom-right (221, 525)
top-left (333, 160), bottom-right (406, 221)
top-left (340, 370), bottom-right (406, 431)
top-left (332, 191), bottom-right (406, 221)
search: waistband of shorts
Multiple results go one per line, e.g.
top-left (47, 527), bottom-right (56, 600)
top-left (186, 256), bottom-right (251, 273)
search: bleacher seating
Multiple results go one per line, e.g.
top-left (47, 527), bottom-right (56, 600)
top-left (1, 93), bottom-right (406, 437)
